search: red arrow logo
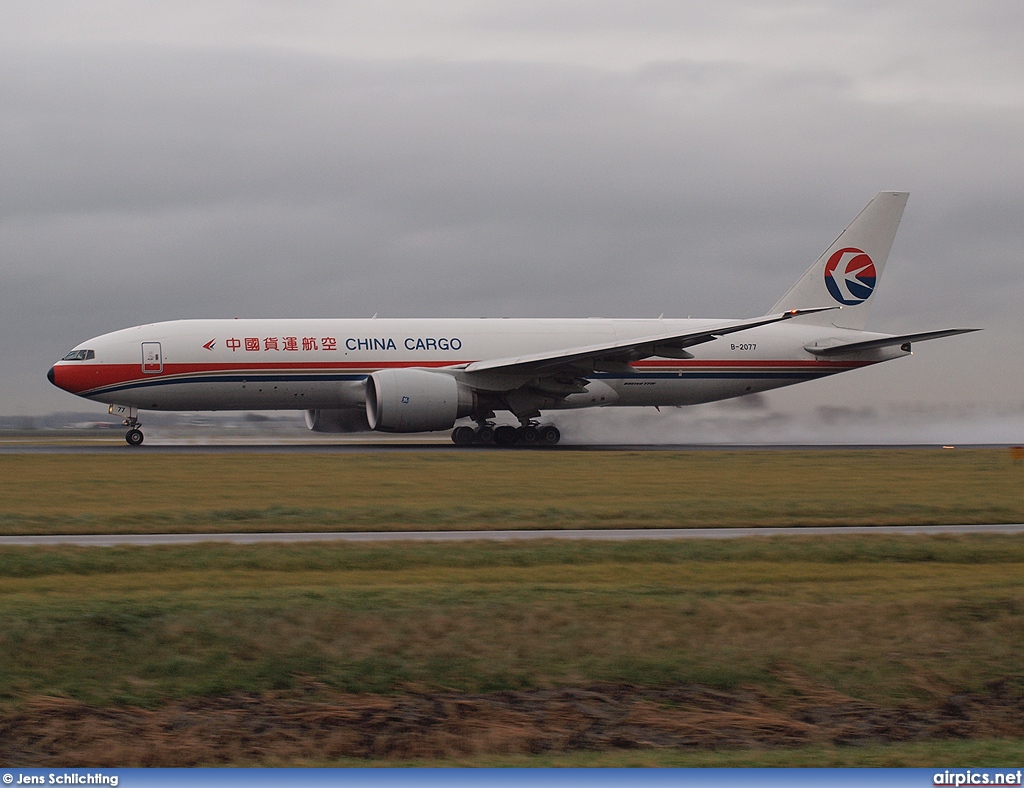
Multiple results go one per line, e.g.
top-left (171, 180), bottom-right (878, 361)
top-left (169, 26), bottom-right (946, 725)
top-left (203, 339), bottom-right (216, 351)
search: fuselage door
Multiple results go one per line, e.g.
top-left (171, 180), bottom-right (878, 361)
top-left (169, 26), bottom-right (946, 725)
top-left (142, 342), bottom-right (163, 374)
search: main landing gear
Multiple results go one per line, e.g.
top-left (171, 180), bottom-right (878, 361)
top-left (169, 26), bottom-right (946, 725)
top-left (451, 423), bottom-right (561, 447)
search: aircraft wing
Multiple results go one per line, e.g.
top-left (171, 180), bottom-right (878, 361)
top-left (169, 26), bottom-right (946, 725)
top-left (459, 307), bottom-right (835, 379)
top-left (804, 328), bottom-right (980, 357)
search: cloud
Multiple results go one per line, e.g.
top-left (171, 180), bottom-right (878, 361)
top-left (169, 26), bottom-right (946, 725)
top-left (1, 2), bottom-right (1022, 421)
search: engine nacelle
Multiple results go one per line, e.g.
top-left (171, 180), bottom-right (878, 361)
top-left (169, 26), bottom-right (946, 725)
top-left (304, 408), bottom-right (372, 433)
top-left (366, 369), bottom-right (473, 432)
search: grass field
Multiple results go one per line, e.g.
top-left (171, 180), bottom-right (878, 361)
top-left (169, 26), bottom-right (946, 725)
top-left (4, 536), bottom-right (1023, 703)
top-left (2, 449), bottom-right (1023, 765)
top-left (1, 536), bottom-right (1023, 766)
top-left (2, 448), bottom-right (1023, 534)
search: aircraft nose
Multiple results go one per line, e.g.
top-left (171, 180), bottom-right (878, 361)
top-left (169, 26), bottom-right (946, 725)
top-left (47, 366), bottom-right (56, 386)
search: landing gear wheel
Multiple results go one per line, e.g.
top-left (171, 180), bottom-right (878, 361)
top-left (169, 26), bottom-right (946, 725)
top-left (475, 426), bottom-right (495, 444)
top-left (519, 426), bottom-right (540, 445)
top-left (125, 428), bottom-right (144, 447)
top-left (539, 425), bottom-right (560, 445)
top-left (452, 426), bottom-right (476, 446)
top-left (494, 425), bottom-right (519, 446)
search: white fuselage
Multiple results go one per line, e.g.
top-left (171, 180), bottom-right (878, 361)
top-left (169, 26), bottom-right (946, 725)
top-left (50, 317), bottom-right (902, 413)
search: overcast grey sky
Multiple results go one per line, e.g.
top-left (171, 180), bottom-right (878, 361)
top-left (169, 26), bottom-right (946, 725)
top-left (2, 1), bottom-right (1022, 435)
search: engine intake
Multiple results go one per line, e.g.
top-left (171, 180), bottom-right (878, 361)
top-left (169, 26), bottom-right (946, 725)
top-left (366, 369), bottom-right (473, 432)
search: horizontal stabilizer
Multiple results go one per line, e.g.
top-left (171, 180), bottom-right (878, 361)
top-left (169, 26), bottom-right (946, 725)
top-left (805, 328), bottom-right (980, 357)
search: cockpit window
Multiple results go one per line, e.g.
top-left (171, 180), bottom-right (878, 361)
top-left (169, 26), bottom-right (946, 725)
top-left (62, 349), bottom-right (95, 361)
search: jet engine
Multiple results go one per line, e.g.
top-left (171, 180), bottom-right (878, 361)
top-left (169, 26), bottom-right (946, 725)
top-left (366, 369), bottom-right (474, 432)
top-left (304, 408), bottom-right (372, 433)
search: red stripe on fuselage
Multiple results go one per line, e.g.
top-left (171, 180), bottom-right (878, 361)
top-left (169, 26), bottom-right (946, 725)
top-left (51, 360), bottom-right (466, 394)
top-left (52, 357), bottom-right (873, 397)
top-left (630, 359), bottom-right (872, 368)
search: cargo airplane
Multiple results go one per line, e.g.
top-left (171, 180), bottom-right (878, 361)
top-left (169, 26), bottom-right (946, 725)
top-left (48, 192), bottom-right (976, 446)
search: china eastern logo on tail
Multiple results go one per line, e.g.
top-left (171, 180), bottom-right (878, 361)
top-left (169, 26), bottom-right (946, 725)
top-left (824, 247), bottom-right (877, 305)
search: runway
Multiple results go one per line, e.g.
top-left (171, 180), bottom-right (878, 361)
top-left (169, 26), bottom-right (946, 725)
top-left (1, 523), bottom-right (1022, 546)
top-left (0, 442), bottom-right (1008, 454)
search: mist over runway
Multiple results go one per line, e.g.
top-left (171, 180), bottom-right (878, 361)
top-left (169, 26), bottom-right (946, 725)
top-left (0, 441), bottom-right (1017, 455)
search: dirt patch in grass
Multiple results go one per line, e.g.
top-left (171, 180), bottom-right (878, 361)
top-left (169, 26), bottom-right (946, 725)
top-left (3, 678), bottom-right (1022, 766)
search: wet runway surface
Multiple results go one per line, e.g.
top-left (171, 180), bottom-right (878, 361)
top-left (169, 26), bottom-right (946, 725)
top-left (0, 442), bottom-right (1006, 454)
top-left (1, 523), bottom-right (1022, 547)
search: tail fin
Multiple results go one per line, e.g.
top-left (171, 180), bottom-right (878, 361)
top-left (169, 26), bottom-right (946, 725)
top-left (770, 191), bottom-right (909, 329)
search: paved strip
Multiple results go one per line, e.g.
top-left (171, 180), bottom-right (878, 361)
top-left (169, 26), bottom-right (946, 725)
top-left (0, 443), bottom-right (1014, 455)
top-left (1, 523), bottom-right (1023, 547)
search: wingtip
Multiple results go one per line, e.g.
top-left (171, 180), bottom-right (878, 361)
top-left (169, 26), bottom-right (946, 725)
top-left (785, 306), bottom-right (840, 317)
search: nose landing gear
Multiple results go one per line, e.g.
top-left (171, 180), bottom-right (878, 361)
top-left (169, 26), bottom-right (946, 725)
top-left (110, 405), bottom-right (144, 447)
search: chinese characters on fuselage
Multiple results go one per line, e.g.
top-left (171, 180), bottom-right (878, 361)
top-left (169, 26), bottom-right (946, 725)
top-left (221, 337), bottom-right (462, 352)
